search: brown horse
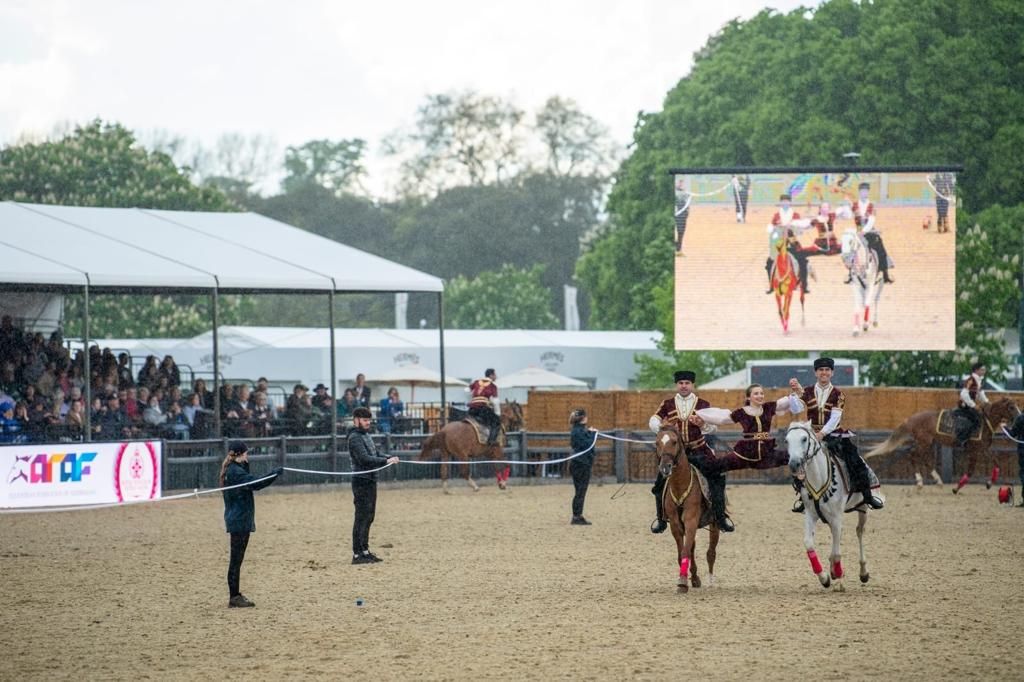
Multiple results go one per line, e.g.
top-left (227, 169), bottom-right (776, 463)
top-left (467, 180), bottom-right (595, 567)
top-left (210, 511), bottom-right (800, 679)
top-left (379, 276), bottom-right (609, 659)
top-left (769, 231), bottom-right (805, 335)
top-left (656, 426), bottom-right (720, 593)
top-left (864, 397), bottom-right (1020, 491)
top-left (417, 401), bottom-right (524, 493)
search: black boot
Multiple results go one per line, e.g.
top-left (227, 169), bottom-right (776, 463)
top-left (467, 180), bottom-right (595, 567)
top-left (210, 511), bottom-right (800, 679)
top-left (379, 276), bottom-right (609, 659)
top-left (882, 268), bottom-right (895, 284)
top-left (791, 476), bottom-right (805, 513)
top-left (487, 423), bottom-right (499, 446)
top-left (861, 486), bottom-right (884, 510)
top-left (709, 476), bottom-right (734, 532)
top-left (650, 474), bottom-right (667, 533)
top-left (765, 258), bottom-right (774, 294)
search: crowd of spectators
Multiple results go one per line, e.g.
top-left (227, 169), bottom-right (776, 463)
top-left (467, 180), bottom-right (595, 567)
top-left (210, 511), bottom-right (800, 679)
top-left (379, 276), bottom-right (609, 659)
top-left (0, 316), bottom-right (424, 444)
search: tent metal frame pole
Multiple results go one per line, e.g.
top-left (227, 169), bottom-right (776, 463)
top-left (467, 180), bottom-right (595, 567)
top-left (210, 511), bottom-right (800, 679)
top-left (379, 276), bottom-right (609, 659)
top-left (212, 282), bottom-right (221, 439)
top-left (329, 286), bottom-right (338, 470)
top-left (438, 291), bottom-right (447, 426)
top-left (83, 277), bottom-right (91, 442)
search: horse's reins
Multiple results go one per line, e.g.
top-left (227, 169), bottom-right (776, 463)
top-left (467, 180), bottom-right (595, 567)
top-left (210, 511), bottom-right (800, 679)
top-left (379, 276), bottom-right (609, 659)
top-left (657, 429), bottom-right (695, 509)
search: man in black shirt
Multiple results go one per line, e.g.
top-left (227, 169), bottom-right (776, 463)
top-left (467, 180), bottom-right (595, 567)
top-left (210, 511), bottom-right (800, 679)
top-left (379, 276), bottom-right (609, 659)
top-left (348, 407), bottom-right (399, 564)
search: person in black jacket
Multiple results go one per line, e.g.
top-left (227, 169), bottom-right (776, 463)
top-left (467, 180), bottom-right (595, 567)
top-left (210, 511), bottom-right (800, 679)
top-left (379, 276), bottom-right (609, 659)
top-left (348, 407), bottom-right (399, 564)
top-left (220, 440), bottom-right (282, 608)
top-left (569, 408), bottom-right (598, 525)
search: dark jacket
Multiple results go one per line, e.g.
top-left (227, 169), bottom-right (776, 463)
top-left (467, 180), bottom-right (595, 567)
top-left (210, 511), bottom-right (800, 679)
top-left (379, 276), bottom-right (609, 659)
top-left (222, 461), bottom-right (280, 533)
top-left (1010, 413), bottom-right (1024, 455)
top-left (570, 423), bottom-right (595, 468)
top-left (348, 427), bottom-right (389, 481)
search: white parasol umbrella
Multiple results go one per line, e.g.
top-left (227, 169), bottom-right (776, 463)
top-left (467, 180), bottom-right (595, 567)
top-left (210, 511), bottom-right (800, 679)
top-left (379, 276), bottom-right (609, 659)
top-left (496, 366), bottom-right (589, 390)
top-left (373, 364), bottom-right (467, 401)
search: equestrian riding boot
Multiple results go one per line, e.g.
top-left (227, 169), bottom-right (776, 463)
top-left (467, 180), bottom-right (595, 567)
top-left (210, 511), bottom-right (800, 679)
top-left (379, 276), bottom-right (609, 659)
top-left (791, 476), bottom-right (805, 513)
top-left (846, 455), bottom-right (884, 510)
top-left (764, 258), bottom-right (774, 295)
top-left (799, 259), bottom-right (811, 294)
top-left (709, 476), bottom-right (735, 532)
top-left (843, 268), bottom-right (853, 284)
top-left (487, 423), bottom-right (499, 446)
top-left (860, 484), bottom-right (884, 510)
top-left (650, 473), bottom-right (668, 533)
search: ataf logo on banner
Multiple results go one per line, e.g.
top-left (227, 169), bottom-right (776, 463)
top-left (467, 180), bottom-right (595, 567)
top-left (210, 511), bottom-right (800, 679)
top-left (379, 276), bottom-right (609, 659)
top-left (0, 441), bottom-right (162, 509)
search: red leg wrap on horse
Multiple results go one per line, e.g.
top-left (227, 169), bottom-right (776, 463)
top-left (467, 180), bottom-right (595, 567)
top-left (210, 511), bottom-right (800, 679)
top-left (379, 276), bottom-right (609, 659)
top-left (679, 556), bottom-right (690, 577)
top-left (502, 466), bottom-right (510, 481)
top-left (957, 473), bottom-right (969, 489)
top-left (991, 467), bottom-right (1000, 485)
top-left (832, 560), bottom-right (843, 579)
top-left (807, 549), bottom-right (823, 574)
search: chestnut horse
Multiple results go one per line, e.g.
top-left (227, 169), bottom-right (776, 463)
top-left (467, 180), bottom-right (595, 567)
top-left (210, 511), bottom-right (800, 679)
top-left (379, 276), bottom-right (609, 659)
top-left (416, 401), bottom-right (524, 493)
top-left (769, 228), bottom-right (805, 335)
top-left (864, 397), bottom-right (1019, 491)
top-left (656, 426), bottom-right (720, 593)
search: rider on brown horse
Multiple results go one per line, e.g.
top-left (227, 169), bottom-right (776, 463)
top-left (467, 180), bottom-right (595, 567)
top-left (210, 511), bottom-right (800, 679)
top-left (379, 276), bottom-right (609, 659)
top-left (765, 193), bottom-right (813, 295)
top-left (790, 357), bottom-right (884, 513)
top-left (468, 369), bottom-right (502, 445)
top-left (649, 370), bottom-right (734, 534)
top-left (954, 361), bottom-right (989, 447)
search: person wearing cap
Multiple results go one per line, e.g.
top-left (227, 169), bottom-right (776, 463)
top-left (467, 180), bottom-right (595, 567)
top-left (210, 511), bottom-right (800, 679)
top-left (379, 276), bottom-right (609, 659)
top-left (790, 357), bottom-right (884, 512)
top-left (467, 369), bottom-right (501, 445)
top-left (953, 361), bottom-right (989, 447)
top-left (220, 440), bottom-right (283, 608)
top-left (851, 182), bottom-right (895, 284)
top-left (285, 383), bottom-right (313, 435)
top-left (766, 193), bottom-right (815, 295)
top-left (348, 407), bottom-right (400, 565)
top-left (568, 408), bottom-right (598, 525)
top-left (648, 370), bottom-right (734, 533)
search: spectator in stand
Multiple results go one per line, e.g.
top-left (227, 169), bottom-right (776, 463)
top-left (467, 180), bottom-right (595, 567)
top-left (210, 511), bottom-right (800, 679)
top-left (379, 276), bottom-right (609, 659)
top-left (98, 394), bottom-right (130, 441)
top-left (0, 363), bottom-right (18, 399)
top-left (183, 392), bottom-right (213, 439)
top-left (165, 400), bottom-right (190, 440)
top-left (117, 352), bottom-right (135, 389)
top-left (22, 350), bottom-right (45, 387)
top-left (168, 385), bottom-right (184, 411)
top-left (159, 355), bottom-right (180, 388)
top-left (192, 378), bottom-right (214, 410)
top-left (69, 362), bottom-right (85, 393)
top-left (254, 378), bottom-right (279, 416)
top-left (351, 373), bottom-right (371, 408)
top-left (285, 384), bottom-right (313, 435)
top-left (233, 385), bottom-right (254, 437)
top-left (56, 365), bottom-right (72, 397)
top-left (65, 398), bottom-right (85, 440)
top-left (138, 355), bottom-right (160, 390)
top-left (378, 387), bottom-right (404, 434)
top-left (0, 401), bottom-right (25, 444)
top-left (61, 386), bottom-right (82, 419)
top-left (36, 360), bottom-right (57, 399)
top-left (22, 384), bottom-right (40, 410)
top-left (337, 388), bottom-right (358, 423)
top-left (143, 395), bottom-right (168, 435)
top-left (221, 384), bottom-right (242, 438)
top-left (27, 400), bottom-right (50, 441)
top-left (124, 386), bottom-right (141, 424)
top-left (311, 383), bottom-right (334, 434)
top-left (155, 376), bottom-right (172, 408)
top-left (250, 391), bottom-right (273, 437)
top-left (0, 316), bottom-right (19, 358)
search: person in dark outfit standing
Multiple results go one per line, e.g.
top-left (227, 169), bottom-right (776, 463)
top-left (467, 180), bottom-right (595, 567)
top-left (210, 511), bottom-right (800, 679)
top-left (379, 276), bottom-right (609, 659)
top-left (569, 408), bottom-right (597, 525)
top-left (220, 440), bottom-right (282, 608)
top-left (348, 407), bottom-right (399, 565)
top-left (1008, 412), bottom-right (1024, 507)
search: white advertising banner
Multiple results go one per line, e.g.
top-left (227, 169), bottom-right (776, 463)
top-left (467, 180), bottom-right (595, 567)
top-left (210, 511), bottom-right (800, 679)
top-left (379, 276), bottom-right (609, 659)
top-left (0, 441), bottom-right (161, 509)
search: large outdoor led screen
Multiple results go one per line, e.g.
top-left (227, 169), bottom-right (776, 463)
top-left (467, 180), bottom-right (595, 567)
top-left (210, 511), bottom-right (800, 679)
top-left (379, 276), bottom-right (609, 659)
top-left (671, 167), bottom-right (958, 351)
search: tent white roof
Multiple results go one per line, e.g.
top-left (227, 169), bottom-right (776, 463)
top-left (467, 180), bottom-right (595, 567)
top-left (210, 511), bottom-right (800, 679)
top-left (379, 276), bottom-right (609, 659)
top-left (0, 202), bottom-right (442, 293)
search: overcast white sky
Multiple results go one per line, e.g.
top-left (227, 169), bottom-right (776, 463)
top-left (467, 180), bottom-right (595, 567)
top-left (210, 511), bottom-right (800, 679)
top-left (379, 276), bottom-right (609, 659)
top-left (0, 0), bottom-right (808, 195)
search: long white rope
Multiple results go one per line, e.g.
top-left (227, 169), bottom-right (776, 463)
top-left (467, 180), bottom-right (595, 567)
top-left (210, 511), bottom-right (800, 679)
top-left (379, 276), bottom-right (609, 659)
top-left (681, 180), bottom-right (734, 199)
top-left (1000, 425), bottom-right (1024, 444)
top-left (1, 430), bottom-right (666, 514)
top-left (926, 175), bottom-right (955, 202)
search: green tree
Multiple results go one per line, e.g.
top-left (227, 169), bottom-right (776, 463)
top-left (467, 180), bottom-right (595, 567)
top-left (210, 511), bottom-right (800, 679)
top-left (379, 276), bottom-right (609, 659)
top-left (535, 96), bottom-right (619, 178)
top-left (445, 265), bottom-right (559, 329)
top-left (282, 138), bottom-right (368, 195)
top-left (0, 120), bottom-right (233, 210)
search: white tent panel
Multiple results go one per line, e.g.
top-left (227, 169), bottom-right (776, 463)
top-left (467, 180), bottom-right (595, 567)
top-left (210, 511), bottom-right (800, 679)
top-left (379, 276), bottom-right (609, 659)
top-left (0, 203), bottom-right (214, 288)
top-left (0, 242), bottom-right (86, 286)
top-left (27, 204), bottom-right (333, 291)
top-left (144, 210), bottom-right (444, 293)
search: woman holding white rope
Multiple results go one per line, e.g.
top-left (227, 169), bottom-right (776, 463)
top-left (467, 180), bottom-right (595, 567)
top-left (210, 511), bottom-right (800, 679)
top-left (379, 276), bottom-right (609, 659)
top-left (221, 440), bottom-right (282, 608)
top-left (568, 408), bottom-right (598, 525)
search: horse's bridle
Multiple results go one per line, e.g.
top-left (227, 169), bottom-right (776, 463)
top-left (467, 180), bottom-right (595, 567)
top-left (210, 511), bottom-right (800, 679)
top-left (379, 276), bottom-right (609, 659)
top-left (788, 422), bottom-right (823, 469)
top-left (657, 427), bottom-right (683, 474)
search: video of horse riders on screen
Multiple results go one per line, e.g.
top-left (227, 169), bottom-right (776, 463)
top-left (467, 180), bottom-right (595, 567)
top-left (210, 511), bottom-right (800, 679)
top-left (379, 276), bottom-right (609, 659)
top-left (671, 168), bottom-right (957, 351)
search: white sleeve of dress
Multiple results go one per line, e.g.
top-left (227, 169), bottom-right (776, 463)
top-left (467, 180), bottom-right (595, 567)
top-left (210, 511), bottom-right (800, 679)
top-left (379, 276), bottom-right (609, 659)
top-left (775, 395), bottom-right (803, 415)
top-left (695, 407), bottom-right (734, 426)
top-left (820, 408), bottom-right (842, 435)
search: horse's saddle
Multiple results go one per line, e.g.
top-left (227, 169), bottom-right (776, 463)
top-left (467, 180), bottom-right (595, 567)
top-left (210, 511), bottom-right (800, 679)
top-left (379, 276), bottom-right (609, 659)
top-left (809, 448), bottom-right (882, 510)
top-left (463, 416), bottom-right (505, 447)
top-left (935, 409), bottom-right (981, 441)
top-left (662, 467), bottom-right (717, 530)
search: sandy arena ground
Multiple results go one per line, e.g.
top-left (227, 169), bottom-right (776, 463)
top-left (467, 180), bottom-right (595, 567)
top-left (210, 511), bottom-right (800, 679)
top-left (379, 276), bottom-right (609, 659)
top-left (2, 480), bottom-right (1021, 680)
top-left (674, 205), bottom-right (956, 350)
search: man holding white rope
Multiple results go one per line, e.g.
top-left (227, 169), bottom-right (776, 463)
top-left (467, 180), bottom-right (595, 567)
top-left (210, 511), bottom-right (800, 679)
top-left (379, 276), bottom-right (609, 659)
top-left (348, 407), bottom-right (399, 565)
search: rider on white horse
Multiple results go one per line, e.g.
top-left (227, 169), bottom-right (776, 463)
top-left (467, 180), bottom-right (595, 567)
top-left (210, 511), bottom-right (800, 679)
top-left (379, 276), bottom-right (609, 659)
top-left (851, 182), bottom-right (895, 284)
top-left (789, 357), bottom-right (884, 513)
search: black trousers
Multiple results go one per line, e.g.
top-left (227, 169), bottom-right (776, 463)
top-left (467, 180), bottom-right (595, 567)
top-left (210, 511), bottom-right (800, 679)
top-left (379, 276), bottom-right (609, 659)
top-left (570, 458), bottom-right (593, 517)
top-left (863, 232), bottom-right (890, 271)
top-left (228, 532), bottom-right (251, 597)
top-left (825, 436), bottom-right (871, 491)
top-left (351, 477), bottom-right (378, 555)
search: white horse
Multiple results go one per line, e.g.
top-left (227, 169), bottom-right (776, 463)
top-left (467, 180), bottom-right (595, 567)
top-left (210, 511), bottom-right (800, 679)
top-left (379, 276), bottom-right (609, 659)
top-left (840, 228), bottom-right (884, 336)
top-left (786, 422), bottom-right (878, 590)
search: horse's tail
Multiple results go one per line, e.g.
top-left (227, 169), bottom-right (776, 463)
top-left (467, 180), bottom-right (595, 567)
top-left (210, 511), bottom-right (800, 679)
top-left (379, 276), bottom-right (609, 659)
top-left (418, 431), bottom-right (445, 461)
top-left (864, 422), bottom-right (912, 461)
